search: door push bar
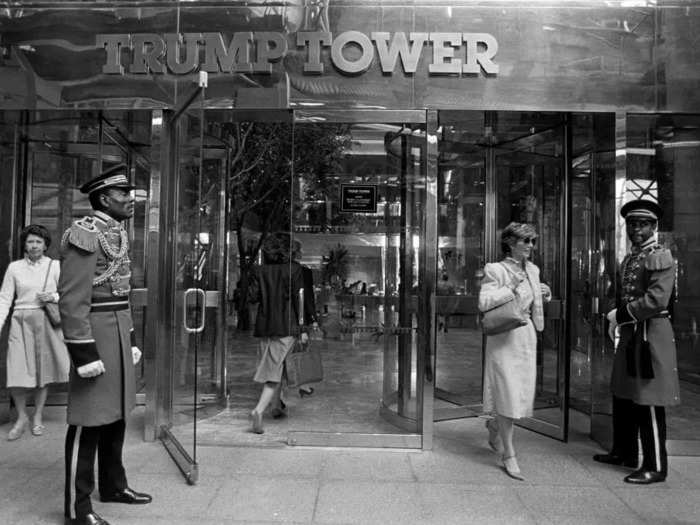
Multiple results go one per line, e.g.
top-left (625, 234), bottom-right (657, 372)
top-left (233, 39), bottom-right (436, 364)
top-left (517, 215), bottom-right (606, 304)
top-left (183, 288), bottom-right (206, 334)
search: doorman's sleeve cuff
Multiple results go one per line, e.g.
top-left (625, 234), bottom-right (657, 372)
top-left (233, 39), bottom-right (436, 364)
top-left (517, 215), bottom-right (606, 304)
top-left (65, 340), bottom-right (100, 368)
top-left (616, 304), bottom-right (636, 325)
top-left (130, 329), bottom-right (136, 347)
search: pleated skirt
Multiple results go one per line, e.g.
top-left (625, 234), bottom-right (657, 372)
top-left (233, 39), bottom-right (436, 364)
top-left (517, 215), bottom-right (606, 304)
top-left (254, 336), bottom-right (295, 383)
top-left (6, 308), bottom-right (70, 388)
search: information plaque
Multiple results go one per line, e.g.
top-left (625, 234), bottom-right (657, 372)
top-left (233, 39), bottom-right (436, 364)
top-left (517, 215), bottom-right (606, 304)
top-left (340, 184), bottom-right (377, 213)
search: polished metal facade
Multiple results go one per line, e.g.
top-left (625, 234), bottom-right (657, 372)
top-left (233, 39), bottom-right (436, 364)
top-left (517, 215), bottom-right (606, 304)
top-left (1, 2), bottom-right (700, 112)
top-left (2, 1), bottom-right (700, 467)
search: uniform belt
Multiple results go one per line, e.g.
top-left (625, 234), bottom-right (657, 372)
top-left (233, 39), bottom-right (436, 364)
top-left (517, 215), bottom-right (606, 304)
top-left (90, 299), bottom-right (130, 312)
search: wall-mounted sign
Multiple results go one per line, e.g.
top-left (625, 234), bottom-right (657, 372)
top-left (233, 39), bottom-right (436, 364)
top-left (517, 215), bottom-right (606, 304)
top-left (97, 31), bottom-right (498, 77)
top-left (340, 184), bottom-right (378, 213)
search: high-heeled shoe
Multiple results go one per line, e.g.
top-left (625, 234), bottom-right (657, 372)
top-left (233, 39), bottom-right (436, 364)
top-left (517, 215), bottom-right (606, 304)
top-left (249, 410), bottom-right (264, 434)
top-left (485, 419), bottom-right (503, 454)
top-left (7, 420), bottom-right (28, 441)
top-left (502, 455), bottom-right (525, 481)
top-left (299, 387), bottom-right (314, 398)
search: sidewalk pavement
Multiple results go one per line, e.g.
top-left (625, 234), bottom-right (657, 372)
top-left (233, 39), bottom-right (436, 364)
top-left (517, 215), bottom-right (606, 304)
top-left (2, 406), bottom-right (699, 525)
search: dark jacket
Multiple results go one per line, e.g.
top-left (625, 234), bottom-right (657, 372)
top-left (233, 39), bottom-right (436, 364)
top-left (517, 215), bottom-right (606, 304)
top-left (611, 241), bottom-right (680, 406)
top-left (248, 262), bottom-right (311, 337)
top-left (300, 265), bottom-right (317, 325)
top-left (58, 212), bottom-right (136, 426)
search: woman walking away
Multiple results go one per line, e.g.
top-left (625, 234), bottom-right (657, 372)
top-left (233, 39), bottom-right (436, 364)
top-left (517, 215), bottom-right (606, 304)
top-left (0, 224), bottom-right (69, 440)
top-left (478, 222), bottom-right (551, 480)
top-left (247, 233), bottom-right (312, 434)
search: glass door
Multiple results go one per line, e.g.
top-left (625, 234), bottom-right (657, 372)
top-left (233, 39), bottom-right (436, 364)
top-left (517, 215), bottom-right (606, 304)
top-left (286, 110), bottom-right (431, 448)
top-left (157, 91), bottom-right (227, 483)
top-left (568, 114), bottom-right (617, 444)
top-left (218, 110), bottom-right (431, 449)
top-left (491, 111), bottom-right (569, 439)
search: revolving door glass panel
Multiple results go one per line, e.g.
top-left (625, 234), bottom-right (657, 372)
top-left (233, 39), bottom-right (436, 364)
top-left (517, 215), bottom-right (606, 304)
top-left (493, 112), bottom-right (567, 439)
top-left (435, 111), bottom-right (569, 440)
top-left (434, 111), bottom-right (486, 419)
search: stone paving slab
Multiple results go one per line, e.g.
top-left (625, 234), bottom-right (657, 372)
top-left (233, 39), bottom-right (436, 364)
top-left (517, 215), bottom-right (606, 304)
top-left (2, 406), bottom-right (700, 524)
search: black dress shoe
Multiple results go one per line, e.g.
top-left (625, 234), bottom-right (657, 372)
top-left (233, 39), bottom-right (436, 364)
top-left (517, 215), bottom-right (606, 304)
top-left (100, 487), bottom-right (152, 504)
top-left (299, 387), bottom-right (314, 398)
top-left (593, 453), bottom-right (638, 468)
top-left (65, 512), bottom-right (111, 525)
top-left (624, 469), bottom-right (667, 484)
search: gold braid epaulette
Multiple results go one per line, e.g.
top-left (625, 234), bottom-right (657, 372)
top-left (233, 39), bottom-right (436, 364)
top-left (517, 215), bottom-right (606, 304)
top-left (61, 216), bottom-right (99, 253)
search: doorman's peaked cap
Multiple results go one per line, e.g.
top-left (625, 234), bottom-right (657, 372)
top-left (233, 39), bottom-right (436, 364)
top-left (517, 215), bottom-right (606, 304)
top-left (80, 163), bottom-right (135, 195)
top-left (621, 199), bottom-right (663, 221)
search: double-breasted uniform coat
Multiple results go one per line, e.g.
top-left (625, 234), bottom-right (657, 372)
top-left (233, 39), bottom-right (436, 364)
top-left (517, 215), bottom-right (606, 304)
top-left (59, 210), bottom-right (137, 520)
top-left (612, 240), bottom-right (680, 407)
top-left (607, 233), bottom-right (679, 476)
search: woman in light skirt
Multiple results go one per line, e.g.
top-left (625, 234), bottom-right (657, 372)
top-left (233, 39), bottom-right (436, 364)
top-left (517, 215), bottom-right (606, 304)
top-left (0, 224), bottom-right (69, 440)
top-left (478, 222), bottom-right (551, 480)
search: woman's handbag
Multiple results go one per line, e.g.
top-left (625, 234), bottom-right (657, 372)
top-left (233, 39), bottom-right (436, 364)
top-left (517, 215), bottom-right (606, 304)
top-left (41, 260), bottom-right (61, 328)
top-left (480, 263), bottom-right (528, 335)
top-left (285, 339), bottom-right (323, 388)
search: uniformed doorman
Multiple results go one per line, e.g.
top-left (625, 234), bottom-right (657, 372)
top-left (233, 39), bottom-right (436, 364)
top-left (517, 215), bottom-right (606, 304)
top-left (59, 164), bottom-right (152, 525)
top-left (593, 199), bottom-right (680, 484)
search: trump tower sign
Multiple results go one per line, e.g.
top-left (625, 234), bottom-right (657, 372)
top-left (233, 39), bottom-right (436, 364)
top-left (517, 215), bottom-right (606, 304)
top-left (98, 31), bottom-right (499, 77)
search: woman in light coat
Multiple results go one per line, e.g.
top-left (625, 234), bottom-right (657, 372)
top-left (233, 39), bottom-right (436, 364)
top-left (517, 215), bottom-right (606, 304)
top-left (478, 222), bottom-right (551, 480)
top-left (0, 224), bottom-right (69, 440)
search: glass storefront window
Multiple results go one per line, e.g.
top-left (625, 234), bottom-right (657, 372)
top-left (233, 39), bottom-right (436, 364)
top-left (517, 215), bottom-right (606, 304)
top-left (627, 114), bottom-right (700, 445)
top-left (1, 110), bottom-right (152, 394)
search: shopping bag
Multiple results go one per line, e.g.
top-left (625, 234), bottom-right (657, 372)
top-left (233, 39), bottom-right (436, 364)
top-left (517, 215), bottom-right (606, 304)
top-left (285, 339), bottom-right (323, 388)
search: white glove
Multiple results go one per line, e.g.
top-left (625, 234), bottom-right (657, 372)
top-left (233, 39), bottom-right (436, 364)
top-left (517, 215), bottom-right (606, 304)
top-left (132, 346), bottom-right (142, 365)
top-left (607, 309), bottom-right (618, 342)
top-left (77, 360), bottom-right (105, 378)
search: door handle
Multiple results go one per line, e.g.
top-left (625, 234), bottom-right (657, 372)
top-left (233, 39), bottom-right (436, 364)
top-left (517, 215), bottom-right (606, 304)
top-left (184, 288), bottom-right (206, 334)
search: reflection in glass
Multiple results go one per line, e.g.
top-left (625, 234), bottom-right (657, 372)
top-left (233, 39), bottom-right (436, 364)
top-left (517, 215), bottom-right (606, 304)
top-left (0, 110), bottom-right (151, 399)
top-left (434, 111), bottom-right (485, 414)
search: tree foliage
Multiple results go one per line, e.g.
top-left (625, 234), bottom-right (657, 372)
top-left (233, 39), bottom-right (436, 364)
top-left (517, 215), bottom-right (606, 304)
top-left (224, 121), bottom-right (351, 269)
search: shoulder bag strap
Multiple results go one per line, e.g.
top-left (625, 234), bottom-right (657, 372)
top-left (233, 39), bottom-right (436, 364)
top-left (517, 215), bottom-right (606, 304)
top-left (498, 262), bottom-right (518, 290)
top-left (42, 259), bottom-right (53, 292)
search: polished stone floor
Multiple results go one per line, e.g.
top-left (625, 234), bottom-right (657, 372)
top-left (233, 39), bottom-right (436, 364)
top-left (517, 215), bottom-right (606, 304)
top-left (167, 326), bottom-right (700, 448)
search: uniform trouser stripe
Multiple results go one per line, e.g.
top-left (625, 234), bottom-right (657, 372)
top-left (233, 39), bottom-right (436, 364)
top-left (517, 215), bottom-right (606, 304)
top-left (650, 407), bottom-right (661, 472)
top-left (637, 404), bottom-right (667, 473)
top-left (65, 426), bottom-right (79, 519)
top-left (65, 420), bottom-right (128, 519)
